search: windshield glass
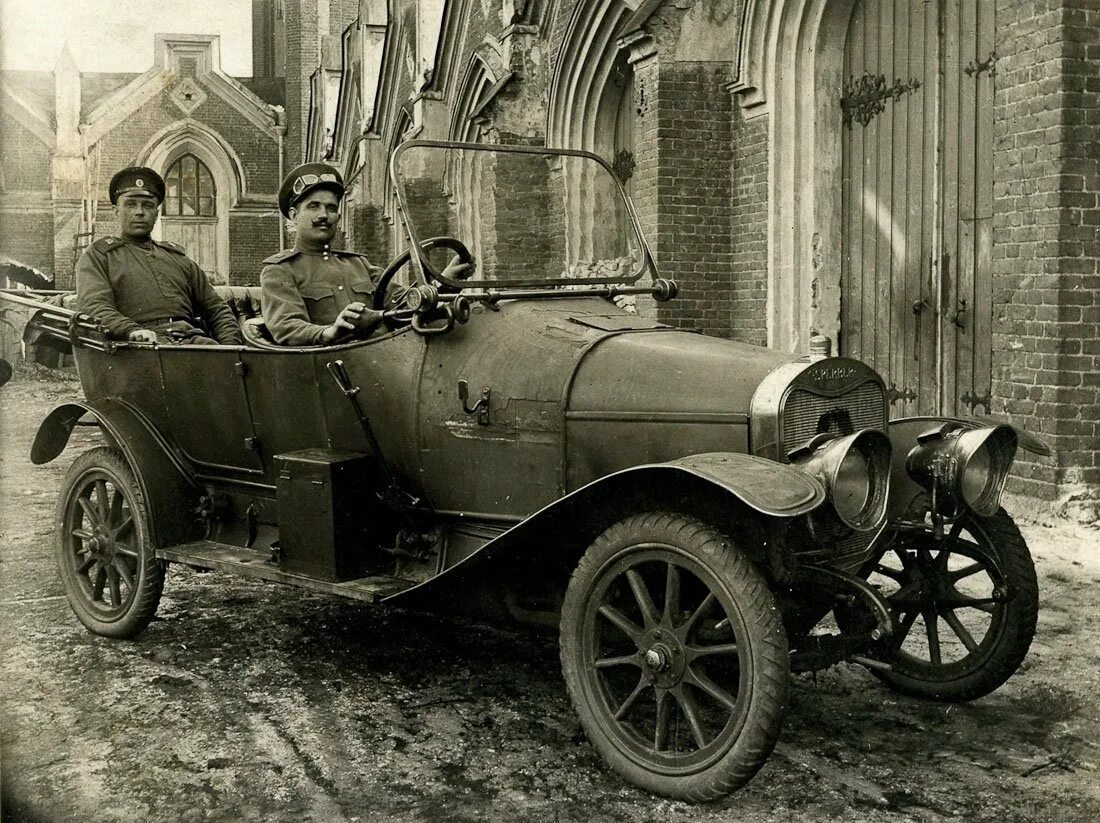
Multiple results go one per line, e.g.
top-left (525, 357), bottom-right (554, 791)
top-left (391, 142), bottom-right (652, 288)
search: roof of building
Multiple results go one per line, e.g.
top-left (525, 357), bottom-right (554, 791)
top-left (0, 69), bottom-right (286, 123)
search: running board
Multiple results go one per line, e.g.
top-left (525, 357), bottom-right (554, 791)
top-left (157, 540), bottom-right (414, 603)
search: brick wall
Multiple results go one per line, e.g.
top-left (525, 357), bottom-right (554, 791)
top-left (285, 0), bottom-right (320, 166)
top-left (728, 107), bottom-right (768, 347)
top-left (0, 212), bottom-right (54, 274)
top-left (77, 81), bottom-right (281, 284)
top-left (0, 92), bottom-right (56, 278)
top-left (993, 0), bottom-right (1099, 516)
top-left (650, 62), bottom-right (734, 339)
top-left (0, 111), bottom-right (52, 192)
top-left (347, 202), bottom-right (392, 264)
top-left (253, 0), bottom-right (274, 79)
top-left (632, 53), bottom-right (659, 317)
top-left (994, 0), bottom-right (1095, 514)
top-left (229, 215), bottom-right (282, 284)
top-left (473, 150), bottom-right (562, 281)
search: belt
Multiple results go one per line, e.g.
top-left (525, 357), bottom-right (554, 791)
top-left (149, 316), bottom-right (197, 325)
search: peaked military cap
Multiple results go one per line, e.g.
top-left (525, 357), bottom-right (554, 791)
top-left (279, 162), bottom-right (344, 217)
top-left (109, 166), bottom-right (165, 205)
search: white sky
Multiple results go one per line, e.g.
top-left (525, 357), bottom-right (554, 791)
top-left (0, 0), bottom-right (253, 75)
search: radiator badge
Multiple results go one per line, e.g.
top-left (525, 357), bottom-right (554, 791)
top-left (804, 362), bottom-right (861, 392)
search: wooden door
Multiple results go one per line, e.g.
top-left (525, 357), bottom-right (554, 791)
top-left (840, 0), bottom-right (995, 417)
top-left (160, 219), bottom-right (219, 281)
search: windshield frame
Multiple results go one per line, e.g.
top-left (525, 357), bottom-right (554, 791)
top-left (389, 139), bottom-right (659, 290)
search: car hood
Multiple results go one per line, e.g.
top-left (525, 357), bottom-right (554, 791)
top-left (568, 327), bottom-right (798, 418)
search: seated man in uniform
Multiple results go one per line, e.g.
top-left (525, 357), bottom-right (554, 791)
top-left (76, 166), bottom-right (243, 346)
top-left (261, 163), bottom-right (468, 346)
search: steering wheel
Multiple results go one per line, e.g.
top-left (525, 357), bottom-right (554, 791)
top-left (373, 237), bottom-right (474, 330)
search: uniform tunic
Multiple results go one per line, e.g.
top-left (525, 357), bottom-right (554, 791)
top-left (260, 244), bottom-right (381, 346)
top-left (76, 236), bottom-right (242, 344)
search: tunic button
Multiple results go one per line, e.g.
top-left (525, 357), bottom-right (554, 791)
top-left (338, 285), bottom-right (343, 291)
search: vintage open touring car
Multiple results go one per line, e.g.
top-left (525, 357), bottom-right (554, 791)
top-left (3, 141), bottom-right (1048, 801)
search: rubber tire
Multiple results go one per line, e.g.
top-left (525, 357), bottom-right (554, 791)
top-left (873, 510), bottom-right (1038, 702)
top-left (560, 512), bottom-right (789, 801)
top-left (55, 447), bottom-right (166, 639)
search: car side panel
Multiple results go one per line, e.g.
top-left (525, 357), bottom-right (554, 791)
top-left (76, 346), bottom-right (264, 477)
top-left (311, 329), bottom-right (427, 491)
top-left (416, 301), bottom-right (603, 514)
top-left (157, 348), bottom-right (265, 476)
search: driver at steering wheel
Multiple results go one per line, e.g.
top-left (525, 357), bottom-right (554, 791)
top-left (261, 164), bottom-right (387, 346)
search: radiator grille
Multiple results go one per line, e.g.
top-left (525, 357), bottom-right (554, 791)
top-left (780, 382), bottom-right (887, 457)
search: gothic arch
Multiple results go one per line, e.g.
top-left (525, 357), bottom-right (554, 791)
top-left (382, 105), bottom-right (415, 251)
top-left (730, 0), bottom-right (857, 353)
top-left (443, 53), bottom-right (502, 266)
top-left (547, 0), bottom-right (640, 265)
top-left (137, 121), bottom-right (245, 280)
top-left (546, 0), bottom-right (637, 152)
top-left (448, 51), bottom-right (505, 143)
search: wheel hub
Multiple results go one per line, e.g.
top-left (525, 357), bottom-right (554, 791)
top-left (644, 646), bottom-right (670, 671)
top-left (89, 525), bottom-right (114, 562)
top-left (641, 630), bottom-right (686, 687)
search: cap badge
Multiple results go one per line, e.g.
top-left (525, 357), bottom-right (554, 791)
top-left (135, 178), bottom-right (145, 188)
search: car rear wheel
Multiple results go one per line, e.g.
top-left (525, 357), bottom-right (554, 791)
top-left (560, 512), bottom-right (788, 801)
top-left (858, 509), bottom-right (1037, 702)
top-left (55, 447), bottom-right (165, 639)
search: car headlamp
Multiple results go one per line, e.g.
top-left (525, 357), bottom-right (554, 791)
top-left (905, 424), bottom-right (1018, 517)
top-left (789, 429), bottom-right (892, 531)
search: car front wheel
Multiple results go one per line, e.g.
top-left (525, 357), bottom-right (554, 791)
top-left (560, 512), bottom-right (788, 801)
top-left (859, 509), bottom-right (1038, 702)
top-left (55, 447), bottom-right (165, 639)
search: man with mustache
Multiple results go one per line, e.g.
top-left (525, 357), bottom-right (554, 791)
top-left (261, 162), bottom-right (469, 346)
top-left (260, 163), bottom-right (387, 346)
top-left (76, 166), bottom-right (243, 345)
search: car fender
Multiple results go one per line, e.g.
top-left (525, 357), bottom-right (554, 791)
top-left (386, 453), bottom-right (825, 609)
top-left (885, 415), bottom-right (1051, 519)
top-left (32, 400), bottom-right (206, 549)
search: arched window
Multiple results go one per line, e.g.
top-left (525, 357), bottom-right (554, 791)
top-left (164, 154), bottom-right (216, 216)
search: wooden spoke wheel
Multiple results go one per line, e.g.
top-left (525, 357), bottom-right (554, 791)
top-left (55, 447), bottom-right (165, 638)
top-left (560, 512), bottom-right (788, 801)
top-left (860, 509), bottom-right (1038, 702)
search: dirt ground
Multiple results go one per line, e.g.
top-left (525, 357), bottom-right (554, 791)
top-left (1, 375), bottom-right (1098, 823)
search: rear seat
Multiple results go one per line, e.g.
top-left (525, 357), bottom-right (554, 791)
top-left (214, 286), bottom-right (280, 348)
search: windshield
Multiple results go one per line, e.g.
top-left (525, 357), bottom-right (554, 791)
top-left (391, 141), bottom-right (654, 289)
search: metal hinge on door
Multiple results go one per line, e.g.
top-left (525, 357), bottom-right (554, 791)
top-left (887, 383), bottom-right (916, 405)
top-left (964, 51), bottom-right (997, 78)
top-left (841, 73), bottom-right (923, 128)
top-left (961, 390), bottom-right (992, 413)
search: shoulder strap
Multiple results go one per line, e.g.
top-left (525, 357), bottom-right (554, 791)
top-left (153, 239), bottom-right (188, 255)
top-left (262, 248), bottom-right (301, 265)
top-left (90, 236), bottom-right (125, 254)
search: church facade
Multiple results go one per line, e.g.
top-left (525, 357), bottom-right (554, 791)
top-left (254, 0), bottom-right (1097, 515)
top-left (0, 1), bottom-right (1093, 515)
top-left (0, 34), bottom-right (285, 288)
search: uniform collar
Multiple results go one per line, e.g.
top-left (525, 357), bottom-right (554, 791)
top-left (295, 239), bottom-right (334, 255)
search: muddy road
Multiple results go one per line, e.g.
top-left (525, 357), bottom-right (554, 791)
top-left (2, 376), bottom-right (1098, 823)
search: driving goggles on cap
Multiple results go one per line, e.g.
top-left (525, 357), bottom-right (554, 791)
top-left (292, 172), bottom-right (340, 195)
